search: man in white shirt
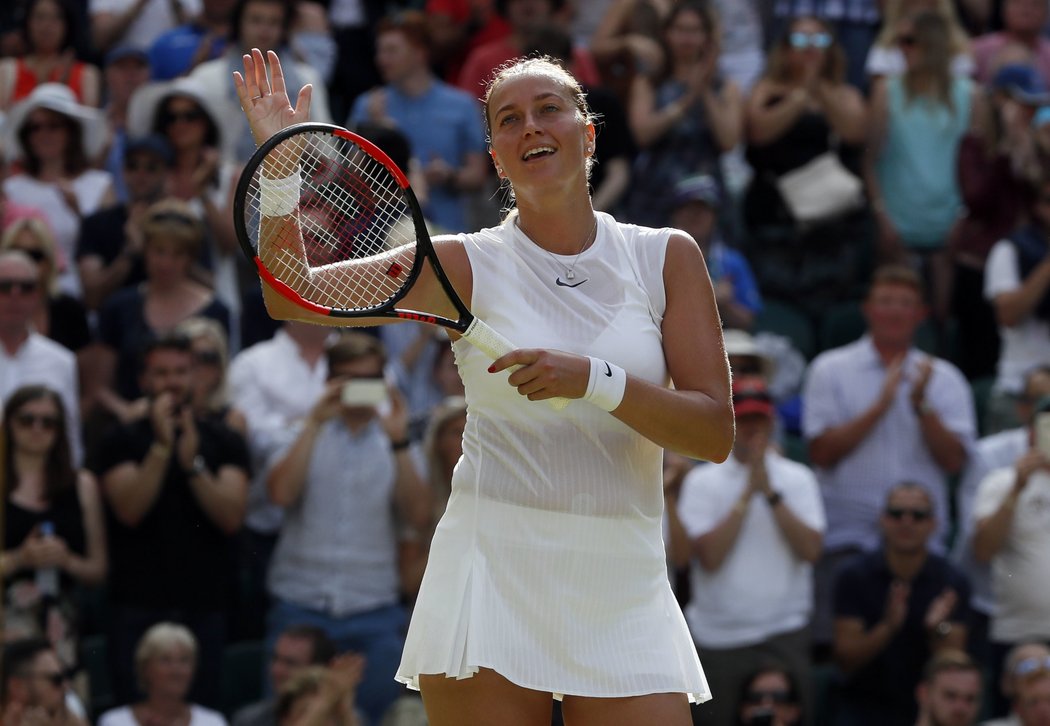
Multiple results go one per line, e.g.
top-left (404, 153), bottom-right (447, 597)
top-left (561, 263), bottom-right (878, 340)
top-left (227, 320), bottom-right (332, 638)
top-left (953, 366), bottom-right (1050, 670)
top-left (803, 264), bottom-right (975, 649)
top-left (678, 376), bottom-right (825, 726)
top-left (0, 251), bottom-right (81, 464)
top-left (972, 395), bottom-right (1050, 719)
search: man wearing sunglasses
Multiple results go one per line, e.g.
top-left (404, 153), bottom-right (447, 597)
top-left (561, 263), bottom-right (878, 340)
top-left (0, 637), bottom-right (85, 726)
top-left (0, 250), bottom-right (82, 465)
top-left (972, 394), bottom-right (1050, 721)
top-left (832, 483), bottom-right (971, 726)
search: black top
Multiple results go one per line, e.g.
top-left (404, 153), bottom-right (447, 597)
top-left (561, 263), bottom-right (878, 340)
top-left (4, 482), bottom-right (86, 590)
top-left (47, 294), bottom-right (92, 352)
top-left (75, 204), bottom-right (147, 289)
top-left (97, 285), bottom-right (230, 400)
top-left (833, 548), bottom-right (972, 726)
top-left (89, 416), bottom-right (250, 611)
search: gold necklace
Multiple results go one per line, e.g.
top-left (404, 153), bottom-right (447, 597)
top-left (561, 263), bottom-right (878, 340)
top-left (519, 215), bottom-right (598, 281)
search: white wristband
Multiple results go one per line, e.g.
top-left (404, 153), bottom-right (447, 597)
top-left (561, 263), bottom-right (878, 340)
top-left (584, 356), bottom-right (627, 412)
top-left (258, 169), bottom-right (302, 217)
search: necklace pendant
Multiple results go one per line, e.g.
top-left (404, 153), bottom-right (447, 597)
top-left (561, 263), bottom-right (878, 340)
top-left (566, 269), bottom-right (575, 280)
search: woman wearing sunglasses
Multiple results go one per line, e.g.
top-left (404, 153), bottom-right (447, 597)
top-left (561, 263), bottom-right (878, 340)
top-left (866, 0), bottom-right (973, 82)
top-left (736, 662), bottom-right (802, 726)
top-left (0, 384), bottom-right (108, 708)
top-left (742, 16), bottom-right (869, 313)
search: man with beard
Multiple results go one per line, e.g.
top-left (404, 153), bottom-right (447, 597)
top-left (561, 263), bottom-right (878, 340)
top-left (90, 333), bottom-right (249, 709)
top-left (914, 650), bottom-right (982, 726)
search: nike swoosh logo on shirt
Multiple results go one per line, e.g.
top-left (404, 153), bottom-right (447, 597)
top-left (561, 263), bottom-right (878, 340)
top-left (603, 362), bottom-right (612, 377)
top-left (555, 277), bottom-right (588, 288)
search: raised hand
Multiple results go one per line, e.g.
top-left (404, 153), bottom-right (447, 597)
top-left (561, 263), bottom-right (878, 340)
top-left (232, 48), bottom-right (313, 147)
top-left (924, 587), bottom-right (957, 632)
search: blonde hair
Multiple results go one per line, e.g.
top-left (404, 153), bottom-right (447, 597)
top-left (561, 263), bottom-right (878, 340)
top-left (141, 198), bottom-right (204, 259)
top-left (175, 316), bottom-right (232, 412)
top-left (0, 217), bottom-right (58, 294)
top-left (875, 0), bottom-right (970, 56)
top-left (135, 622), bottom-right (197, 692)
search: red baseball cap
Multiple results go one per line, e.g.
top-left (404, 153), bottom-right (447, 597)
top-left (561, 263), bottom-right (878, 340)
top-left (732, 376), bottom-right (774, 418)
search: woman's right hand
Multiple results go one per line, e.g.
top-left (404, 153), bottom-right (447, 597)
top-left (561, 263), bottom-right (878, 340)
top-left (233, 48), bottom-right (313, 147)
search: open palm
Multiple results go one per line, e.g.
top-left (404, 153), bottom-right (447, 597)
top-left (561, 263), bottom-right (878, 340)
top-left (233, 48), bottom-right (313, 147)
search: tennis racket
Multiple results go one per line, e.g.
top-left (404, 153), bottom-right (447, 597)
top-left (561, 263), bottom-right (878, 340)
top-left (233, 122), bottom-right (569, 409)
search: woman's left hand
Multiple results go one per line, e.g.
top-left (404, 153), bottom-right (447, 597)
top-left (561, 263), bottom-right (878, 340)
top-left (490, 349), bottom-right (591, 401)
top-left (378, 386), bottom-right (410, 443)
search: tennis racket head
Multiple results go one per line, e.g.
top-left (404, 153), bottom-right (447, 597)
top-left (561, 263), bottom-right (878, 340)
top-left (234, 122), bottom-right (429, 317)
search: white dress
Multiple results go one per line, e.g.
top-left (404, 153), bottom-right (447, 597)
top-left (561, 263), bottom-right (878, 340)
top-left (395, 212), bottom-right (710, 702)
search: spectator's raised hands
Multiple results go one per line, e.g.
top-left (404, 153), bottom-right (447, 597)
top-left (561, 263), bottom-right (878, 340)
top-left (233, 48), bottom-right (313, 147)
top-left (923, 587), bottom-right (957, 632)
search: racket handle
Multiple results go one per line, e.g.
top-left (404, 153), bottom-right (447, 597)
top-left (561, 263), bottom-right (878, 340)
top-left (462, 319), bottom-right (570, 411)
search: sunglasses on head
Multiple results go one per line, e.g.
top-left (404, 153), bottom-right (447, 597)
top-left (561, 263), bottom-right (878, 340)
top-left (1015, 656), bottom-right (1050, 677)
top-left (885, 507), bottom-right (932, 522)
top-left (0, 278), bottom-right (38, 295)
top-left (789, 31), bottom-right (832, 49)
top-left (744, 690), bottom-right (793, 705)
top-left (14, 412), bottom-right (60, 431)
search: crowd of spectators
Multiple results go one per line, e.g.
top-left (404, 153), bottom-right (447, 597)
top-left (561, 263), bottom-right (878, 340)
top-left (5, 0), bottom-right (1050, 725)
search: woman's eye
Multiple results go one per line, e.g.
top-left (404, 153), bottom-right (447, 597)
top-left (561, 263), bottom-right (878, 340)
top-left (543, 104), bottom-right (559, 113)
top-left (498, 114), bottom-right (517, 126)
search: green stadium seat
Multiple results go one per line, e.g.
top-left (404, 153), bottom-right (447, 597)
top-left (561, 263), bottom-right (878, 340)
top-left (817, 300), bottom-right (866, 354)
top-left (754, 300), bottom-right (816, 360)
top-left (80, 634), bottom-right (113, 719)
top-left (221, 639), bottom-right (266, 717)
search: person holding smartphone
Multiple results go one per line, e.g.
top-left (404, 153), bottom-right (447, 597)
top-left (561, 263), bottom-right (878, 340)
top-left (263, 332), bottom-right (432, 726)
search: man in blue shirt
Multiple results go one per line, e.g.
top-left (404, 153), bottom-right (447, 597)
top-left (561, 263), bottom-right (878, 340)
top-left (348, 10), bottom-right (488, 233)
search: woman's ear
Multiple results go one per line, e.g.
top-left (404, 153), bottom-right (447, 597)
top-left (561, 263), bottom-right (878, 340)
top-left (586, 123), bottom-right (596, 155)
top-left (490, 150), bottom-right (505, 178)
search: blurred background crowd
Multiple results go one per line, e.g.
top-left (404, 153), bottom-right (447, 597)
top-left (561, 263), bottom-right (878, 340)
top-left (4, 0), bottom-right (1050, 725)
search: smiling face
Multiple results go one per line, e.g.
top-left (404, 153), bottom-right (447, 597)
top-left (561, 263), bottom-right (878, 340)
top-left (10, 393), bottom-right (62, 458)
top-left (26, 0), bottom-right (68, 54)
top-left (485, 63), bottom-right (594, 203)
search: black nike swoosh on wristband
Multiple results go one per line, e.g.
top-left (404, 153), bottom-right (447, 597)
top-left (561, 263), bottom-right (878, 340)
top-left (555, 277), bottom-right (588, 288)
top-left (603, 362), bottom-right (612, 377)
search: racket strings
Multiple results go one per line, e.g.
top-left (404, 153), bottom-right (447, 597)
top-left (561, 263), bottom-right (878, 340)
top-left (245, 130), bottom-right (421, 312)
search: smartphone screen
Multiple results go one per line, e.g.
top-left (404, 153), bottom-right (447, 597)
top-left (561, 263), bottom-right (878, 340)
top-left (341, 379), bottom-right (389, 408)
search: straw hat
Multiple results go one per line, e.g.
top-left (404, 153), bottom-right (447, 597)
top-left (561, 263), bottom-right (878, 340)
top-left (126, 76), bottom-right (227, 153)
top-left (3, 83), bottom-right (108, 160)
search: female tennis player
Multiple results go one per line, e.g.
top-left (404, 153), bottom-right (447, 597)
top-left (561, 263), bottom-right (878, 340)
top-left (234, 47), bottom-right (734, 726)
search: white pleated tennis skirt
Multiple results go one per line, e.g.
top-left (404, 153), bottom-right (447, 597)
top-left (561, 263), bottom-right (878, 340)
top-left (395, 491), bottom-right (711, 703)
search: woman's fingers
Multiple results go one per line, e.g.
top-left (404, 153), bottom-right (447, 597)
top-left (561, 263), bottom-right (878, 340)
top-left (268, 49), bottom-right (287, 97)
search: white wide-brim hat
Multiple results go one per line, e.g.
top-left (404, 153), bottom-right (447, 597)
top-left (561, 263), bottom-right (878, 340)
top-left (3, 83), bottom-right (108, 161)
top-left (126, 77), bottom-right (227, 153)
top-left (723, 328), bottom-right (776, 380)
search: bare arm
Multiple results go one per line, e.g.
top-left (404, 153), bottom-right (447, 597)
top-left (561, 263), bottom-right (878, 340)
top-left (834, 617), bottom-right (899, 674)
top-left (101, 445), bottom-right (171, 527)
top-left (972, 457), bottom-right (1038, 561)
top-left (62, 472), bottom-right (108, 584)
top-left (994, 259), bottom-right (1050, 327)
top-left (769, 498), bottom-right (823, 563)
top-left (692, 493), bottom-right (750, 571)
top-left (267, 413), bottom-right (329, 507)
top-left (186, 464), bottom-right (248, 535)
top-left (746, 80), bottom-right (811, 146)
top-left (700, 81), bottom-right (743, 152)
top-left (914, 407), bottom-right (968, 474)
top-left (815, 82), bottom-right (867, 144)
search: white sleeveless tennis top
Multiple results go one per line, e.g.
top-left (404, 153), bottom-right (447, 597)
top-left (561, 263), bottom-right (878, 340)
top-left (395, 212), bottom-right (710, 703)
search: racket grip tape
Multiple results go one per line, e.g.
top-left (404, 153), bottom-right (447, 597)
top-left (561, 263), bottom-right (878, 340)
top-left (462, 319), bottom-right (570, 411)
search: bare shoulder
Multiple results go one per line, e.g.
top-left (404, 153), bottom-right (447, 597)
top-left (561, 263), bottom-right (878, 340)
top-left (663, 230), bottom-right (708, 287)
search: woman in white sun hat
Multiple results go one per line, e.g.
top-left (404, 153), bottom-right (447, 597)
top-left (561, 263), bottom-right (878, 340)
top-left (126, 76), bottom-right (242, 349)
top-left (2, 82), bottom-right (113, 298)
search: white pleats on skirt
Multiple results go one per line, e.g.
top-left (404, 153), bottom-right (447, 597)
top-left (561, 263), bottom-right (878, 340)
top-left (395, 491), bottom-right (711, 703)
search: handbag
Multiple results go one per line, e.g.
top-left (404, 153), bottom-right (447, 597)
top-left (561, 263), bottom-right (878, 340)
top-left (775, 151), bottom-right (865, 224)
